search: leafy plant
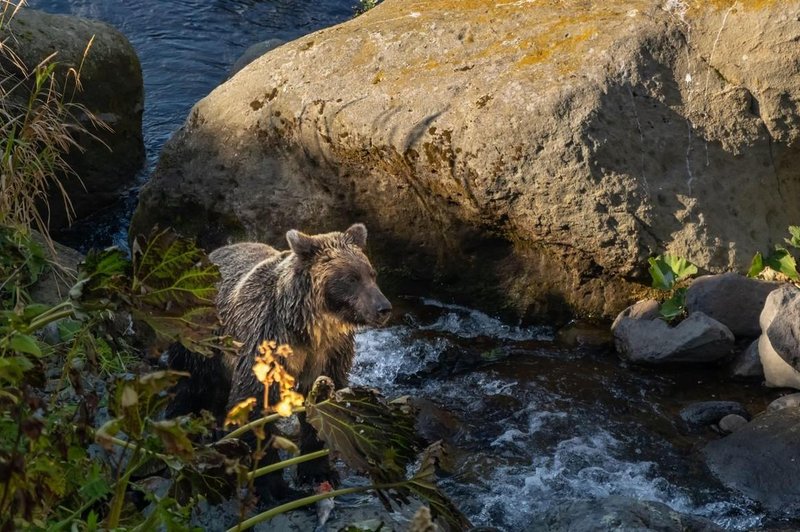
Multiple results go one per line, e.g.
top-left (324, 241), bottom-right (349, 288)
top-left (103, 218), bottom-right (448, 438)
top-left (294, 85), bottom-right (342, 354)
top-left (0, 0), bottom-right (108, 247)
top-left (355, 0), bottom-right (381, 15)
top-left (747, 226), bottom-right (800, 282)
top-left (647, 254), bottom-right (698, 322)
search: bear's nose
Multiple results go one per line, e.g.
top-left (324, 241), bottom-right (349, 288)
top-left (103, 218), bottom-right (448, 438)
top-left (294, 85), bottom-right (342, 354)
top-left (377, 303), bottom-right (392, 318)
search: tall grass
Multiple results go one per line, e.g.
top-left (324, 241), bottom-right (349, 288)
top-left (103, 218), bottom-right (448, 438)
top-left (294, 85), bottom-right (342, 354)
top-left (0, 0), bottom-right (107, 246)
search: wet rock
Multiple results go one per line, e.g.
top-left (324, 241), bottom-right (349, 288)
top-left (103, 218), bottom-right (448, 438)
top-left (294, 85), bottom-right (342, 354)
top-left (758, 286), bottom-right (800, 389)
top-left (409, 397), bottom-right (462, 443)
top-left (230, 38), bottom-right (285, 76)
top-left (529, 496), bottom-right (722, 531)
top-left (703, 407), bottom-right (800, 517)
top-left (718, 414), bottom-right (747, 434)
top-left (3, 8), bottom-right (144, 230)
top-left (131, 0), bottom-right (800, 321)
top-left (767, 393), bottom-right (800, 412)
top-left (556, 319), bottom-right (612, 348)
top-left (613, 312), bottom-right (734, 364)
top-left (679, 401), bottom-right (749, 430)
top-left (685, 273), bottom-right (780, 337)
top-left (729, 339), bottom-right (763, 379)
top-left (611, 299), bottom-right (661, 332)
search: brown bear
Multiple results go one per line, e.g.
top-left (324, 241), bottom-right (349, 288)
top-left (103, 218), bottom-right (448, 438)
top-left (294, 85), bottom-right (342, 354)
top-left (166, 223), bottom-right (391, 488)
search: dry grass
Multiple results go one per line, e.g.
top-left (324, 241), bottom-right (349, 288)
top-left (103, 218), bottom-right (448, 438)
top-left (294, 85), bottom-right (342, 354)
top-left (0, 0), bottom-right (108, 248)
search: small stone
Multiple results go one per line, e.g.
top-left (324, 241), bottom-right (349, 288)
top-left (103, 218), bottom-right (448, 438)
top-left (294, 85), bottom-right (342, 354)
top-left (767, 393), bottom-right (800, 412)
top-left (759, 286), bottom-right (800, 389)
top-left (69, 357), bottom-right (86, 372)
top-left (680, 401), bottom-right (749, 429)
top-left (729, 339), bottom-right (763, 379)
top-left (718, 414), bottom-right (747, 434)
top-left (611, 299), bottom-right (660, 332)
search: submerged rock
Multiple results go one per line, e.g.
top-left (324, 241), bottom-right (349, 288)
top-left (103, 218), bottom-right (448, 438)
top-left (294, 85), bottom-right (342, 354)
top-left (131, 0), bottom-right (800, 321)
top-left (758, 286), bottom-right (800, 389)
top-left (729, 339), bottom-right (764, 380)
top-left (229, 38), bottom-right (285, 76)
top-left (685, 273), bottom-right (780, 337)
top-left (613, 312), bottom-right (734, 364)
top-left (703, 407), bottom-right (800, 518)
top-left (529, 496), bottom-right (722, 531)
top-left (679, 401), bottom-right (748, 430)
top-left (3, 8), bottom-right (144, 231)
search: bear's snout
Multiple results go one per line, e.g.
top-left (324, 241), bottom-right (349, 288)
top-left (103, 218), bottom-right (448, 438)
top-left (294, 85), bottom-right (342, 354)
top-left (373, 293), bottom-right (392, 325)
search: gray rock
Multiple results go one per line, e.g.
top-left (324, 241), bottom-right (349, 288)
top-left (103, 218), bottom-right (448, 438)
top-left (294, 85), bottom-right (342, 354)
top-left (718, 414), bottom-right (748, 434)
top-left (758, 286), bottom-right (800, 389)
top-left (529, 496), bottom-right (722, 531)
top-left (685, 273), bottom-right (780, 337)
top-left (703, 407), bottom-right (800, 517)
top-left (610, 299), bottom-right (660, 332)
top-left (679, 401), bottom-right (748, 429)
top-left (766, 293), bottom-right (800, 372)
top-left (729, 339), bottom-right (764, 379)
top-left (3, 8), bottom-right (144, 230)
top-left (28, 233), bottom-right (84, 306)
top-left (614, 312), bottom-right (734, 364)
top-left (229, 39), bottom-right (285, 76)
top-left (130, 0), bottom-right (800, 321)
top-left (767, 393), bottom-right (800, 412)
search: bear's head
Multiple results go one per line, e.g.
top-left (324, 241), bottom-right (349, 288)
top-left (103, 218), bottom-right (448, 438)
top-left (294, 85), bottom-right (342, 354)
top-left (287, 224), bottom-right (392, 327)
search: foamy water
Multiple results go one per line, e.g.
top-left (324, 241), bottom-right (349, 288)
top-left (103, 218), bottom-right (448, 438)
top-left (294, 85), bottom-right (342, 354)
top-left (351, 300), bottom-right (765, 531)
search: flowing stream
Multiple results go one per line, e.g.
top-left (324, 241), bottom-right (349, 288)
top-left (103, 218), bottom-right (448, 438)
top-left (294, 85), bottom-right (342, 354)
top-left (27, 1), bottom-right (786, 529)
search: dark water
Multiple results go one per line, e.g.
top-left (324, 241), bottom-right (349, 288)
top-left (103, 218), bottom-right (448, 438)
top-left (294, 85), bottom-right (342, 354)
top-left (30, 0), bottom-right (355, 251)
top-left (26, 1), bottom-right (792, 530)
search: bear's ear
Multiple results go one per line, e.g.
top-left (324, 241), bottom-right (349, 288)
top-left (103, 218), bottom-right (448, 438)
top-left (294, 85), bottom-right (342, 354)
top-left (286, 229), bottom-right (320, 258)
top-left (344, 223), bottom-right (367, 249)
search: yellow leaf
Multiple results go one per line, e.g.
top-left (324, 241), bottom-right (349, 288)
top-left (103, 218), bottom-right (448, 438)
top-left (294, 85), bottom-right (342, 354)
top-left (225, 397), bottom-right (256, 428)
top-left (121, 385), bottom-right (138, 407)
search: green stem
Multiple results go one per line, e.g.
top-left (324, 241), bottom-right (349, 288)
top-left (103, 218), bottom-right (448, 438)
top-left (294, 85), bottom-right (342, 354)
top-left (247, 449), bottom-right (329, 481)
top-left (221, 407), bottom-right (305, 441)
top-left (106, 442), bottom-right (143, 529)
top-left (226, 483), bottom-right (404, 532)
top-left (105, 434), bottom-right (168, 461)
top-left (25, 300), bottom-right (75, 331)
top-left (51, 493), bottom-right (106, 531)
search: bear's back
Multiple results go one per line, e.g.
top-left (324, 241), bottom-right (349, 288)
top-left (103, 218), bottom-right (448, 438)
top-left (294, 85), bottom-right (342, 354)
top-left (209, 242), bottom-right (280, 282)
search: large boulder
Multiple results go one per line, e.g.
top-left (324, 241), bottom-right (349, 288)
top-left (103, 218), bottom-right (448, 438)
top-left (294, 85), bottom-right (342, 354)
top-left (685, 273), bottom-right (780, 337)
top-left (529, 496), bottom-right (722, 531)
top-left (3, 8), bottom-right (144, 231)
top-left (613, 311), bottom-right (734, 364)
top-left (703, 407), bottom-right (800, 518)
top-left (758, 286), bottom-right (800, 388)
top-left (131, 0), bottom-right (800, 320)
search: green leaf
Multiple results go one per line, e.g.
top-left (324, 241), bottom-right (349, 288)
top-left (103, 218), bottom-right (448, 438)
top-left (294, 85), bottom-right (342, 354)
top-left (659, 288), bottom-right (687, 322)
top-left (648, 257), bottom-right (674, 290)
top-left (129, 228), bottom-right (224, 357)
top-left (648, 254), bottom-right (697, 290)
top-left (765, 247), bottom-right (800, 281)
top-left (786, 226), bottom-right (800, 249)
top-left (0, 356), bottom-right (34, 384)
top-left (305, 378), bottom-right (422, 486)
top-left (747, 252), bottom-right (765, 278)
top-left (8, 333), bottom-right (42, 356)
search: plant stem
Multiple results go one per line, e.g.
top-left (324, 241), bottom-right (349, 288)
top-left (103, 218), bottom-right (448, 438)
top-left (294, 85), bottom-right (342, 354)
top-left (221, 407), bottom-right (305, 441)
top-left (247, 449), bottom-right (329, 481)
top-left (105, 434), bottom-right (168, 461)
top-left (25, 300), bottom-right (74, 331)
top-left (226, 483), bottom-right (404, 532)
top-left (106, 441), bottom-right (142, 528)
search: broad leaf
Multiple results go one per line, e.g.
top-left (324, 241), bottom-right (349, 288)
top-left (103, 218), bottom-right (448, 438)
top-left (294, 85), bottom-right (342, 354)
top-left (8, 333), bottom-right (41, 356)
top-left (399, 442), bottom-right (472, 531)
top-left (786, 226), bottom-right (800, 249)
top-left (130, 228), bottom-right (224, 356)
top-left (648, 254), bottom-right (698, 290)
top-left (659, 288), bottom-right (687, 322)
top-left (72, 247), bottom-right (130, 307)
top-left (305, 379), bottom-right (421, 485)
top-left (765, 247), bottom-right (800, 281)
top-left (747, 252), bottom-right (764, 278)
